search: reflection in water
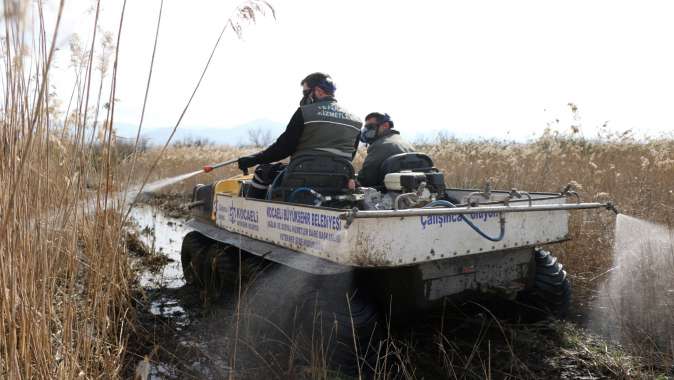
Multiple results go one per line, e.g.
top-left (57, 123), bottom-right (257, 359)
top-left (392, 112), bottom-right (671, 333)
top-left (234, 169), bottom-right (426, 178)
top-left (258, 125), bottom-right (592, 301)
top-left (130, 205), bottom-right (189, 288)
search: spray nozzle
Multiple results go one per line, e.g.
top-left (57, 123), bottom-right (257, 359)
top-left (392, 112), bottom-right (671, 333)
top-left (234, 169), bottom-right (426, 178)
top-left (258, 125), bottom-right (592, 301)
top-left (606, 201), bottom-right (620, 215)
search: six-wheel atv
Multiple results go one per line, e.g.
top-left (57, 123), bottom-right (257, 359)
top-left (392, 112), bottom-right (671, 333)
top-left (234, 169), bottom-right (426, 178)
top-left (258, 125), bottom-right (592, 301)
top-left (179, 152), bottom-right (617, 373)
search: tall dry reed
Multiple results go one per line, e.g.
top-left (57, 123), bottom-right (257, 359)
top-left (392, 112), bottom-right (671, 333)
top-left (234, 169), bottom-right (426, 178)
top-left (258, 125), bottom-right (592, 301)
top-left (0, 1), bottom-right (134, 378)
top-left (2, 0), bottom-right (277, 376)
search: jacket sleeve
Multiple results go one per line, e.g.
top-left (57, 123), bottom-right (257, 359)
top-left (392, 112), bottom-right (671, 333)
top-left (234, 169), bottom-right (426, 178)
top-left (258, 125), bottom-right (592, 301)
top-left (253, 108), bottom-right (304, 164)
top-left (357, 151), bottom-right (380, 187)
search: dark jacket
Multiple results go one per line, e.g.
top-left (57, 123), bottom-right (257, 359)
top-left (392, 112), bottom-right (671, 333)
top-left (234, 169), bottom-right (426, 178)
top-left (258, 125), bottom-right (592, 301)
top-left (252, 97), bottom-right (361, 164)
top-left (357, 130), bottom-right (415, 187)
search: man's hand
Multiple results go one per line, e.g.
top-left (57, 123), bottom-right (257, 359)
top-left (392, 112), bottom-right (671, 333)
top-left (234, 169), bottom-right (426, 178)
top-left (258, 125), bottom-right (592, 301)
top-left (238, 155), bottom-right (259, 171)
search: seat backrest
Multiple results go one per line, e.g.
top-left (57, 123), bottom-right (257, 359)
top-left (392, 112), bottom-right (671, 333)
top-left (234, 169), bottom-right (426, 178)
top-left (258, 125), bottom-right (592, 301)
top-left (278, 154), bottom-right (355, 196)
top-left (378, 152), bottom-right (435, 184)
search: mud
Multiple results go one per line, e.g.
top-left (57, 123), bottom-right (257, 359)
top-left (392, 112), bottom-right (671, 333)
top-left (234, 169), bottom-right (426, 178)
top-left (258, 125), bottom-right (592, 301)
top-left (136, 192), bottom-right (192, 219)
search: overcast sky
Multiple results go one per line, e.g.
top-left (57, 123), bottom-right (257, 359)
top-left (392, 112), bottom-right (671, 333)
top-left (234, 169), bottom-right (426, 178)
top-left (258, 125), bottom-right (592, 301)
top-left (44, 0), bottom-right (674, 140)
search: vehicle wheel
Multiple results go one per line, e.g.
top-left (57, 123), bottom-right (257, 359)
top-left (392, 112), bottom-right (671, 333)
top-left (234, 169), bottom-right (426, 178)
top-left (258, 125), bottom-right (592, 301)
top-left (243, 269), bottom-right (383, 377)
top-left (311, 287), bottom-right (382, 377)
top-left (198, 243), bottom-right (240, 292)
top-left (180, 231), bottom-right (213, 286)
top-left (518, 247), bottom-right (571, 318)
top-left (181, 231), bottom-right (239, 290)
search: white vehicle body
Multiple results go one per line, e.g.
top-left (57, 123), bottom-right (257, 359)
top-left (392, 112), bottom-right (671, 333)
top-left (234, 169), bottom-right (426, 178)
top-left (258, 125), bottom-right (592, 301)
top-left (187, 177), bottom-right (611, 305)
top-left (213, 192), bottom-right (569, 267)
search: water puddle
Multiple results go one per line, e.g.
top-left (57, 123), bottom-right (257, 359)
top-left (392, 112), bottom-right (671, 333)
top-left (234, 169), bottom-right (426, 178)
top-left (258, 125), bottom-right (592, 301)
top-left (130, 205), bottom-right (190, 288)
top-left (128, 204), bottom-right (238, 379)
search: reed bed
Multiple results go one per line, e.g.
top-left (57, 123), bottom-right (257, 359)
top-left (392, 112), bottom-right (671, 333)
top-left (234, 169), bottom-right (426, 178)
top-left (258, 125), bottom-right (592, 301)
top-left (3, 0), bottom-right (673, 376)
top-left (1, 1), bottom-right (133, 378)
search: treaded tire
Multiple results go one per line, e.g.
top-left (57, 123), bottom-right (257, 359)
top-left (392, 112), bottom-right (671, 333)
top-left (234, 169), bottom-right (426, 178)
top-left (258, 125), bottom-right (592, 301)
top-left (181, 231), bottom-right (239, 291)
top-left (312, 287), bottom-right (382, 378)
top-left (198, 243), bottom-right (239, 292)
top-left (243, 268), bottom-right (382, 377)
top-left (180, 231), bottom-right (213, 286)
top-left (519, 248), bottom-right (571, 318)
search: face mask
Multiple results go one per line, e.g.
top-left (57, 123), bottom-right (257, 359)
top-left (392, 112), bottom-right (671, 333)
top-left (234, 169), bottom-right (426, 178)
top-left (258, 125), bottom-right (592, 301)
top-left (300, 88), bottom-right (314, 106)
top-left (360, 122), bottom-right (379, 144)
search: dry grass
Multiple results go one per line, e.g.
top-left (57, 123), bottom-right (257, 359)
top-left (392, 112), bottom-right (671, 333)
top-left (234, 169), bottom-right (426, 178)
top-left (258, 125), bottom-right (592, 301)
top-left (417, 130), bottom-right (674, 272)
top-left (0, 1), bottom-right (276, 378)
top-left (0, 1), bottom-right (132, 378)
top-left (3, 0), bottom-right (672, 377)
top-left (121, 145), bottom-right (252, 196)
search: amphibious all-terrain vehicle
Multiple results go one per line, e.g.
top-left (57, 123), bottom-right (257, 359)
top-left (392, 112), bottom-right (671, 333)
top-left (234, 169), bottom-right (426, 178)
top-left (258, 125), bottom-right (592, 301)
top-left (180, 153), bottom-right (616, 371)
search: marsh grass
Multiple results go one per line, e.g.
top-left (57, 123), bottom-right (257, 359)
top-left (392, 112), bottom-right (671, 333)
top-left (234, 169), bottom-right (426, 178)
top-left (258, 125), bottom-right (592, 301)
top-left (5, 0), bottom-right (671, 376)
top-left (0, 0), bottom-right (275, 378)
top-left (0, 1), bottom-right (132, 377)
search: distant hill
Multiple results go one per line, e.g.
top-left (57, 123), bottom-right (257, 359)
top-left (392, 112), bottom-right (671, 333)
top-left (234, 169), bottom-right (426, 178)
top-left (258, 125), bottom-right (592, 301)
top-left (113, 119), bottom-right (505, 148)
top-left (114, 119), bottom-right (285, 146)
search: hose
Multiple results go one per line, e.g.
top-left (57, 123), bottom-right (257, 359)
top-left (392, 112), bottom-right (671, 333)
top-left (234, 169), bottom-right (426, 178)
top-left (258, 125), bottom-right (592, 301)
top-left (425, 200), bottom-right (505, 242)
top-left (288, 187), bottom-right (323, 206)
top-left (265, 168), bottom-right (287, 200)
top-left (394, 192), bottom-right (418, 210)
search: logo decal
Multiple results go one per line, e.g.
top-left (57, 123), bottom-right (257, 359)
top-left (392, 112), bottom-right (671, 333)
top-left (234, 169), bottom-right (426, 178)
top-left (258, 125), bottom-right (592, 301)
top-left (229, 200), bottom-right (236, 224)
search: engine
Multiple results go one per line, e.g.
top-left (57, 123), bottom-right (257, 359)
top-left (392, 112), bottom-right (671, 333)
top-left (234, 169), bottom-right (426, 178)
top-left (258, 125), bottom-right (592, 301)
top-left (359, 170), bottom-right (447, 210)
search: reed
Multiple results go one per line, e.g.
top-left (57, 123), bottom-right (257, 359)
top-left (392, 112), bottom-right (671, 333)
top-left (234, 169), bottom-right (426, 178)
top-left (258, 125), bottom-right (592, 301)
top-left (0, 1), bottom-right (131, 378)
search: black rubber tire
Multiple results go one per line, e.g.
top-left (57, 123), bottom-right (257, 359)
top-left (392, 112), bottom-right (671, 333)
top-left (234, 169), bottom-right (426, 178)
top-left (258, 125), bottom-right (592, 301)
top-left (180, 231), bottom-right (213, 286)
top-left (519, 248), bottom-right (571, 318)
top-left (312, 287), bottom-right (382, 377)
top-left (197, 243), bottom-right (240, 292)
top-left (243, 268), bottom-right (382, 377)
top-left (180, 231), bottom-right (240, 291)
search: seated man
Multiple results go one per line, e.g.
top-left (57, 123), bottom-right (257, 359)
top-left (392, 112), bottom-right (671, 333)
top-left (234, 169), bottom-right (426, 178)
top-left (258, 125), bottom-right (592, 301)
top-left (237, 73), bottom-right (362, 197)
top-left (357, 112), bottom-right (415, 187)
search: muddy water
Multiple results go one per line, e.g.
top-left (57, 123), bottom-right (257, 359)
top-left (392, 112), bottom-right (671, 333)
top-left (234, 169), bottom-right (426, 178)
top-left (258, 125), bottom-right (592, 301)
top-left (129, 205), bottom-right (236, 379)
top-left (130, 205), bottom-right (189, 288)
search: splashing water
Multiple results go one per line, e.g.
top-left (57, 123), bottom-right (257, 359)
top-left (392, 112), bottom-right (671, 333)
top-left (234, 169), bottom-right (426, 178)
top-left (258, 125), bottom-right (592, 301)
top-left (592, 214), bottom-right (674, 352)
top-left (107, 169), bottom-right (204, 211)
top-left (138, 170), bottom-right (204, 194)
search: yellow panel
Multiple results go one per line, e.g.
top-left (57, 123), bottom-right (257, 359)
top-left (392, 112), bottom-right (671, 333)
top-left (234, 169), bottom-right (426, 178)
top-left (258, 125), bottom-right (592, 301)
top-left (214, 173), bottom-right (253, 196)
top-left (212, 174), bottom-right (254, 220)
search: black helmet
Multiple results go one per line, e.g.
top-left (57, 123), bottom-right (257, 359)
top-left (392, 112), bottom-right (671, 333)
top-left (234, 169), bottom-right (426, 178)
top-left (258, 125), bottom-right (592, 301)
top-left (301, 72), bottom-right (336, 94)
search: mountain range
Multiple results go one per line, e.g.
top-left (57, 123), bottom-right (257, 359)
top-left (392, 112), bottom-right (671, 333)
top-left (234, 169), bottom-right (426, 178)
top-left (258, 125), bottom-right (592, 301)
top-left (114, 119), bottom-right (286, 146)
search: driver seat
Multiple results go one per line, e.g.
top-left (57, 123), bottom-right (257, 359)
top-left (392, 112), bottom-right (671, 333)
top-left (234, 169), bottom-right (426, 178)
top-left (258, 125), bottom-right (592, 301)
top-left (274, 154), bottom-right (355, 201)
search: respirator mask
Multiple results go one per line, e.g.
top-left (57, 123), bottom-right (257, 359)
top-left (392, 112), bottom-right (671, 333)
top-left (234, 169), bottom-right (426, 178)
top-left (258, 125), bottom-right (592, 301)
top-left (300, 88), bottom-right (314, 106)
top-left (360, 113), bottom-right (391, 144)
top-left (359, 122), bottom-right (379, 144)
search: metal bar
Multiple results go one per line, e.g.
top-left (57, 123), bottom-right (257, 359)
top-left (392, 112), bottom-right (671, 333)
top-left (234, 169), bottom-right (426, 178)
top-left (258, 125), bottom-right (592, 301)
top-left (210, 158), bottom-right (238, 169)
top-left (339, 202), bottom-right (609, 220)
top-left (203, 158), bottom-right (238, 173)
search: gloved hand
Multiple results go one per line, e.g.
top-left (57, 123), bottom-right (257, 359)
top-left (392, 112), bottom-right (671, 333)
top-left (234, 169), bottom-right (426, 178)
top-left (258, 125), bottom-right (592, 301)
top-left (238, 155), bottom-right (259, 171)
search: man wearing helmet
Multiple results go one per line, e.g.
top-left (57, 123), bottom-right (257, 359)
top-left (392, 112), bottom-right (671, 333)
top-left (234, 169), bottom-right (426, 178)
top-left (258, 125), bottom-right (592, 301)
top-left (357, 112), bottom-right (415, 187)
top-left (237, 73), bottom-right (362, 197)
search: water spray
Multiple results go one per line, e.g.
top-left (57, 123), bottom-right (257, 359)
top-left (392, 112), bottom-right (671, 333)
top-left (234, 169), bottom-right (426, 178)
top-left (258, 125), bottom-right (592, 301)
top-left (136, 158), bottom-right (242, 195)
